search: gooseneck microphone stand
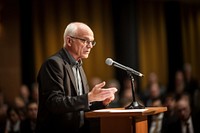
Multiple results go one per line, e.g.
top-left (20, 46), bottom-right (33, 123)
top-left (125, 71), bottom-right (145, 109)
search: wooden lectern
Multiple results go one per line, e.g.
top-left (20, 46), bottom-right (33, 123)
top-left (85, 107), bottom-right (167, 133)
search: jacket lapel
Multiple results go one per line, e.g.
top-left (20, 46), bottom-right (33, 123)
top-left (59, 48), bottom-right (89, 95)
top-left (65, 64), bottom-right (79, 94)
top-left (59, 48), bottom-right (78, 94)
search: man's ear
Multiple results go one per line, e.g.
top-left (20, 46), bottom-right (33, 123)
top-left (66, 36), bottom-right (72, 46)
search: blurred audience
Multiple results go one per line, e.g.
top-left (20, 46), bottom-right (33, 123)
top-left (143, 82), bottom-right (163, 107)
top-left (13, 84), bottom-right (32, 121)
top-left (120, 77), bottom-right (144, 108)
top-left (173, 93), bottom-right (200, 133)
top-left (0, 83), bottom-right (39, 133)
top-left (162, 92), bottom-right (179, 133)
top-left (183, 63), bottom-right (198, 96)
top-left (120, 77), bottom-right (134, 107)
top-left (163, 92), bottom-right (176, 116)
top-left (30, 83), bottom-right (39, 104)
top-left (20, 101), bottom-right (38, 133)
top-left (5, 107), bottom-right (21, 133)
top-left (18, 85), bottom-right (30, 106)
top-left (174, 70), bottom-right (185, 97)
top-left (89, 77), bottom-right (102, 90)
top-left (143, 72), bottom-right (166, 99)
top-left (13, 97), bottom-right (26, 121)
top-left (13, 97), bottom-right (25, 110)
top-left (148, 98), bottom-right (165, 133)
top-left (183, 63), bottom-right (199, 112)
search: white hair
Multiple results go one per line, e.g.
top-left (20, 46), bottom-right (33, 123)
top-left (63, 22), bottom-right (93, 47)
top-left (63, 23), bottom-right (78, 46)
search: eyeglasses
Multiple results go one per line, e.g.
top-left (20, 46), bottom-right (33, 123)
top-left (69, 36), bottom-right (96, 47)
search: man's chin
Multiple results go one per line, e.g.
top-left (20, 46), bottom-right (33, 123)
top-left (82, 55), bottom-right (89, 59)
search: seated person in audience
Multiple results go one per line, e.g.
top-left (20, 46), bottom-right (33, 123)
top-left (183, 63), bottom-right (198, 97)
top-left (183, 63), bottom-right (199, 112)
top-left (106, 79), bottom-right (121, 107)
top-left (30, 83), bottom-right (39, 103)
top-left (20, 101), bottom-right (38, 133)
top-left (148, 98), bottom-right (164, 133)
top-left (120, 77), bottom-right (137, 107)
top-left (19, 84), bottom-right (30, 105)
top-left (144, 83), bottom-right (163, 107)
top-left (13, 97), bottom-right (26, 121)
top-left (174, 70), bottom-right (185, 98)
top-left (5, 107), bottom-right (21, 133)
top-left (143, 72), bottom-right (166, 98)
top-left (173, 93), bottom-right (200, 133)
top-left (162, 92), bottom-right (178, 133)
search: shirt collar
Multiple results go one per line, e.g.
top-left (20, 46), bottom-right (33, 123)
top-left (63, 48), bottom-right (82, 67)
top-left (181, 116), bottom-right (192, 125)
top-left (186, 116), bottom-right (192, 124)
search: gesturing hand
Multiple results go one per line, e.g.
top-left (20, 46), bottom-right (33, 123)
top-left (88, 81), bottom-right (117, 103)
top-left (103, 94), bottom-right (115, 106)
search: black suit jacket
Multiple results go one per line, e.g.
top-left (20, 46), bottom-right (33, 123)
top-left (36, 48), bottom-right (104, 133)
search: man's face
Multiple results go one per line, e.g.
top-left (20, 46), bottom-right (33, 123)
top-left (27, 103), bottom-right (38, 120)
top-left (67, 29), bottom-right (95, 60)
top-left (9, 110), bottom-right (20, 123)
top-left (176, 99), bottom-right (191, 121)
top-left (149, 83), bottom-right (160, 98)
top-left (73, 37), bottom-right (93, 59)
top-left (165, 97), bottom-right (175, 111)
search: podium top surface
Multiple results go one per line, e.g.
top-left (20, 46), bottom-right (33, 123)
top-left (85, 107), bottom-right (167, 118)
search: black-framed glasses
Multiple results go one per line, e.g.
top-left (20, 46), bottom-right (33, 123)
top-left (69, 36), bottom-right (96, 46)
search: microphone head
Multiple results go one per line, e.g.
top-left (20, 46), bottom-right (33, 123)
top-left (105, 58), bottom-right (113, 66)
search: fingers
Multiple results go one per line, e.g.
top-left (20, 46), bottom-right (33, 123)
top-left (98, 88), bottom-right (117, 100)
top-left (101, 88), bottom-right (117, 94)
top-left (89, 81), bottom-right (117, 102)
top-left (93, 82), bottom-right (117, 94)
top-left (103, 95), bottom-right (115, 105)
top-left (99, 92), bottom-right (112, 98)
top-left (107, 87), bottom-right (117, 93)
top-left (94, 81), bottom-right (106, 89)
top-left (103, 98), bottom-right (111, 105)
top-left (89, 89), bottom-right (115, 102)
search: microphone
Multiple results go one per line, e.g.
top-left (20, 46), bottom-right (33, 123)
top-left (105, 58), bottom-right (144, 77)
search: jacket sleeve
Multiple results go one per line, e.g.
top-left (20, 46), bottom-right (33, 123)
top-left (89, 101), bottom-right (107, 111)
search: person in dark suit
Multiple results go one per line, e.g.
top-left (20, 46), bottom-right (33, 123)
top-left (161, 92), bottom-right (179, 133)
top-left (172, 93), bottom-right (200, 133)
top-left (36, 22), bottom-right (117, 133)
top-left (148, 97), bottom-right (165, 133)
top-left (20, 101), bottom-right (38, 133)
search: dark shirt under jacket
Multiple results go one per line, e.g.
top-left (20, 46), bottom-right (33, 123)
top-left (36, 48), bottom-right (105, 133)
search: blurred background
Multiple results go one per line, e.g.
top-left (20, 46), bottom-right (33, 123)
top-left (0, 0), bottom-right (200, 105)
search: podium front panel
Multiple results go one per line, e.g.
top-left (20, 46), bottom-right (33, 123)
top-left (85, 107), bottom-right (167, 133)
